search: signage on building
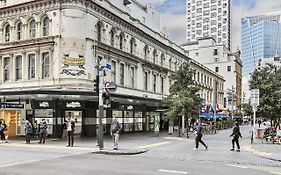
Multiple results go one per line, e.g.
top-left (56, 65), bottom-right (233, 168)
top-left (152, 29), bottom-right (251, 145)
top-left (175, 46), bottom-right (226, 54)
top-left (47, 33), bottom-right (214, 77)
top-left (0, 103), bottom-right (24, 109)
top-left (66, 102), bottom-right (81, 108)
top-left (39, 101), bottom-right (50, 108)
top-left (61, 52), bottom-right (86, 77)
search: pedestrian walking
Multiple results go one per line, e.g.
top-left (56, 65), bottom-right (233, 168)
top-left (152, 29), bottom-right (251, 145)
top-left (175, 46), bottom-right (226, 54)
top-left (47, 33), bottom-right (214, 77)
top-left (62, 120), bottom-right (67, 139)
top-left (25, 120), bottom-right (33, 144)
top-left (110, 116), bottom-right (122, 150)
top-left (194, 119), bottom-right (208, 150)
top-left (66, 117), bottom-right (75, 147)
top-left (230, 121), bottom-right (242, 152)
top-left (0, 120), bottom-right (7, 142)
top-left (3, 128), bottom-right (9, 143)
top-left (38, 119), bottom-right (48, 144)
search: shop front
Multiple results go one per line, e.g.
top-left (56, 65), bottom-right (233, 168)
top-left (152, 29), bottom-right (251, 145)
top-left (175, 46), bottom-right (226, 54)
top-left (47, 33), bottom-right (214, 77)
top-left (0, 103), bottom-right (25, 136)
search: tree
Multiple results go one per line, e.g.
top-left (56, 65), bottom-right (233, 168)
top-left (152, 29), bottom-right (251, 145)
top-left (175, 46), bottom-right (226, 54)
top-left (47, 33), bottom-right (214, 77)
top-left (165, 62), bottom-right (203, 121)
top-left (249, 63), bottom-right (281, 127)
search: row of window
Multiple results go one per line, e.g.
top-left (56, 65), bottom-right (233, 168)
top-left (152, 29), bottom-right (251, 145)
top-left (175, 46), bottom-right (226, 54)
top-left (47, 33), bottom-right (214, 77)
top-left (109, 59), bottom-right (165, 94)
top-left (96, 22), bottom-right (179, 71)
top-left (2, 16), bottom-right (49, 42)
top-left (215, 65), bottom-right (231, 73)
top-left (2, 52), bottom-right (50, 82)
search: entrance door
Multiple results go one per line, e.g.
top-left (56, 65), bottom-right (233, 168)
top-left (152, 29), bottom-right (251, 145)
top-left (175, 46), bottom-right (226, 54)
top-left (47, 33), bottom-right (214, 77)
top-left (65, 111), bottom-right (82, 135)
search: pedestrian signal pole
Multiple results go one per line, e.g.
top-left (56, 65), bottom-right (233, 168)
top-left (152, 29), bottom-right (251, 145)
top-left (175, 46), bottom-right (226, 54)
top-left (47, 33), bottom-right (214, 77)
top-left (250, 89), bottom-right (259, 142)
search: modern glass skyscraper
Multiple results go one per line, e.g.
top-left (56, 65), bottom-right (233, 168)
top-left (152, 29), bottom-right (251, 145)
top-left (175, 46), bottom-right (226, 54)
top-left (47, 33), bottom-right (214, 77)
top-left (241, 13), bottom-right (281, 76)
top-left (186, 0), bottom-right (231, 51)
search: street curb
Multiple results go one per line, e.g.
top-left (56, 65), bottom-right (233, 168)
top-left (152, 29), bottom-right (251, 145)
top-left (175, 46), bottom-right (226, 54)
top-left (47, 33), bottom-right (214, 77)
top-left (93, 148), bottom-right (149, 155)
top-left (242, 145), bottom-right (281, 162)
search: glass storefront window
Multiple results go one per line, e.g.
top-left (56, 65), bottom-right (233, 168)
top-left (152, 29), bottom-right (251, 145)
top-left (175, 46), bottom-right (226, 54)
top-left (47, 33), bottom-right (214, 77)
top-left (124, 111), bottom-right (133, 132)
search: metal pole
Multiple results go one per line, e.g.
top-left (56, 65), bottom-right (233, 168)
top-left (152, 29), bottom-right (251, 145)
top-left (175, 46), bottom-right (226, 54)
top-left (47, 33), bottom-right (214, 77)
top-left (98, 65), bottom-right (104, 150)
top-left (231, 86), bottom-right (234, 120)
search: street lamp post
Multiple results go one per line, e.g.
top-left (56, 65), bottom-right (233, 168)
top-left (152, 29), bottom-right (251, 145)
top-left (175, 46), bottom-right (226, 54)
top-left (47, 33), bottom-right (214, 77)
top-left (231, 85), bottom-right (234, 120)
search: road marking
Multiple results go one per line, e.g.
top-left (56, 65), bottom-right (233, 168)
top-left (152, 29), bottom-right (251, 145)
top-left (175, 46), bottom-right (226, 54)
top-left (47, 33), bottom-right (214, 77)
top-left (271, 172), bottom-right (281, 175)
top-left (158, 169), bottom-right (188, 174)
top-left (226, 164), bottom-right (248, 169)
top-left (136, 141), bottom-right (171, 149)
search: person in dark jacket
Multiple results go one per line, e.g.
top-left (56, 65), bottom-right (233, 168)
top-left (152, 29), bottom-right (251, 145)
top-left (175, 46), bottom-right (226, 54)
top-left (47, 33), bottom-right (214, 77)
top-left (25, 120), bottom-right (33, 144)
top-left (38, 119), bottom-right (48, 144)
top-left (194, 119), bottom-right (208, 150)
top-left (230, 122), bottom-right (243, 152)
top-left (0, 120), bottom-right (7, 142)
top-left (66, 117), bottom-right (75, 147)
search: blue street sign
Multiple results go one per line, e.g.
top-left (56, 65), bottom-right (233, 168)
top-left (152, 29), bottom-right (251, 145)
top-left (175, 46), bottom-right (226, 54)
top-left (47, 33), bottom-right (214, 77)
top-left (105, 64), bottom-right (111, 69)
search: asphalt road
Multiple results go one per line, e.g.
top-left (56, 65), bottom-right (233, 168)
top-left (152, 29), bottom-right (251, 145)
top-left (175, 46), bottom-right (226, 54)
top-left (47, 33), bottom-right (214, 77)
top-left (0, 153), bottom-right (279, 175)
top-left (0, 125), bottom-right (280, 175)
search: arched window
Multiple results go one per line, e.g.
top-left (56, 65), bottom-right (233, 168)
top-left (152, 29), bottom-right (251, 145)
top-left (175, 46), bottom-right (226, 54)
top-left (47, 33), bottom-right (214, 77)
top-left (42, 17), bottom-right (49, 36)
top-left (97, 23), bottom-right (102, 42)
top-left (119, 33), bottom-right (124, 50)
top-left (160, 54), bottom-right (165, 66)
top-left (29, 19), bottom-right (36, 38)
top-left (130, 38), bottom-right (135, 54)
top-left (153, 50), bottom-right (157, 63)
top-left (17, 22), bottom-right (23, 40)
top-left (144, 45), bottom-right (149, 59)
top-left (4, 24), bottom-right (10, 42)
top-left (110, 29), bottom-right (115, 47)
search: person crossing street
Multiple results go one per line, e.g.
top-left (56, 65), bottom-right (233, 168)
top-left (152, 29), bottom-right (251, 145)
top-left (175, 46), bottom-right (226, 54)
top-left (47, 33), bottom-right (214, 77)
top-left (230, 121), bottom-right (243, 152)
top-left (194, 119), bottom-right (208, 150)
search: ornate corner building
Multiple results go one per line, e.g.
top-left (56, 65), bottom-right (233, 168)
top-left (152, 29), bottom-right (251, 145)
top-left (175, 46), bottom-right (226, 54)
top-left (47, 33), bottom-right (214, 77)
top-left (0, 0), bottom-right (224, 137)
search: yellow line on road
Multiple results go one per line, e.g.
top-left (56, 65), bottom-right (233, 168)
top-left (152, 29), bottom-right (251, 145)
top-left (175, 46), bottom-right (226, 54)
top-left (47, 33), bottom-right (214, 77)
top-left (136, 141), bottom-right (172, 149)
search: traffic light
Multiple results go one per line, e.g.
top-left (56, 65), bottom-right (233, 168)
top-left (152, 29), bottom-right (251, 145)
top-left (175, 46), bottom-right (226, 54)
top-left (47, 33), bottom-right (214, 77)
top-left (102, 92), bottom-right (111, 108)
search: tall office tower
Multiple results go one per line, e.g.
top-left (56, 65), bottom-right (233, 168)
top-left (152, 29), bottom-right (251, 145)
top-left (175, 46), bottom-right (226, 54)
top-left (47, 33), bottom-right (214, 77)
top-left (186, 0), bottom-right (231, 51)
top-left (241, 13), bottom-right (281, 76)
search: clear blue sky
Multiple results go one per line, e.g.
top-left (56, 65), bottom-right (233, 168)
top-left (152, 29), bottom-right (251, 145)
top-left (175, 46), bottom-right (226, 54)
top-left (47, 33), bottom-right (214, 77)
top-left (154, 0), bottom-right (257, 15)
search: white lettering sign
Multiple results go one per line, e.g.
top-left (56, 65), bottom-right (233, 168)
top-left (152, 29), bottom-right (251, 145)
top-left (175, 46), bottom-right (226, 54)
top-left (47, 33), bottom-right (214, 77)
top-left (39, 102), bottom-right (49, 108)
top-left (66, 102), bottom-right (81, 108)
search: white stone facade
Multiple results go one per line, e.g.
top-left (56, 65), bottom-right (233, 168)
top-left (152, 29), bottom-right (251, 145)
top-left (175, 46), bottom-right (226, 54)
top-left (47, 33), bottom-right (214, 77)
top-left (186, 0), bottom-right (231, 51)
top-left (182, 37), bottom-right (242, 110)
top-left (0, 0), bottom-right (225, 137)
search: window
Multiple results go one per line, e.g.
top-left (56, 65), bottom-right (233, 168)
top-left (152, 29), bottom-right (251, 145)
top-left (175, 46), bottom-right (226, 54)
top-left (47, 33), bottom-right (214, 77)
top-left (144, 45), bottom-right (149, 59)
top-left (29, 20), bottom-right (36, 38)
top-left (15, 55), bottom-right (22, 81)
top-left (28, 54), bottom-right (36, 79)
top-left (153, 50), bottom-right (157, 63)
top-left (161, 77), bottom-right (164, 93)
top-left (42, 52), bottom-right (50, 79)
top-left (213, 49), bottom-right (218, 55)
top-left (130, 38), bottom-right (135, 54)
top-left (111, 60), bottom-right (116, 82)
top-left (5, 24), bottom-right (11, 42)
top-left (144, 72), bottom-right (148, 91)
top-left (153, 74), bottom-right (157, 92)
top-left (227, 66), bottom-right (231, 72)
top-left (42, 17), bottom-right (49, 36)
top-left (3, 57), bottom-right (10, 81)
top-left (169, 59), bottom-right (172, 69)
top-left (97, 23), bottom-right (102, 42)
top-left (160, 54), bottom-right (165, 66)
top-left (119, 33), bottom-right (124, 50)
top-left (17, 22), bottom-right (23, 40)
top-left (130, 67), bottom-right (134, 88)
top-left (215, 67), bottom-right (219, 72)
top-left (120, 63), bottom-right (124, 86)
top-left (110, 29), bottom-right (115, 47)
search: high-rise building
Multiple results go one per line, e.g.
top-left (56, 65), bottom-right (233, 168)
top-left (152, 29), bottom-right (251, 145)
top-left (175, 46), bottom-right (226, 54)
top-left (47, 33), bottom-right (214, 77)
top-left (186, 0), bottom-right (231, 51)
top-left (241, 13), bottom-right (281, 76)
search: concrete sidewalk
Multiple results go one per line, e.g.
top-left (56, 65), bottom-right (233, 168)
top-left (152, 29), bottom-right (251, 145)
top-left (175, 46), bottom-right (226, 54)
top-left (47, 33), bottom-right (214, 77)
top-left (242, 142), bottom-right (281, 162)
top-left (0, 131), bottom-right (184, 155)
